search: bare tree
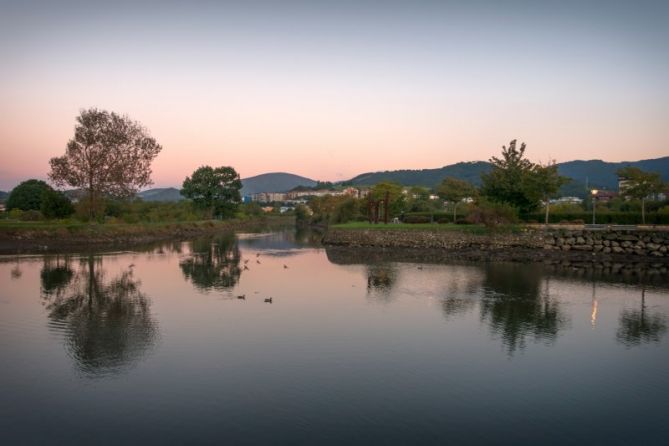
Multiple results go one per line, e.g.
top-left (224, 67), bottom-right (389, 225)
top-left (49, 108), bottom-right (162, 219)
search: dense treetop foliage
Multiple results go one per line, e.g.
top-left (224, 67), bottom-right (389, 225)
top-left (49, 108), bottom-right (162, 218)
top-left (6, 179), bottom-right (53, 211)
top-left (181, 166), bottom-right (242, 218)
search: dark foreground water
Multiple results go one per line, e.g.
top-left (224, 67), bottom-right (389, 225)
top-left (1, 230), bottom-right (668, 445)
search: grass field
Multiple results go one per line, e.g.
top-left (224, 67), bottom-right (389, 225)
top-left (0, 216), bottom-right (293, 240)
top-left (330, 221), bottom-right (512, 234)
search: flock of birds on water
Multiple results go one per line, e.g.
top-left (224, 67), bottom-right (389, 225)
top-left (235, 252), bottom-right (288, 304)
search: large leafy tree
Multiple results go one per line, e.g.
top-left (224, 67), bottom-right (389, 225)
top-left (49, 108), bottom-right (162, 219)
top-left (616, 166), bottom-right (664, 224)
top-left (437, 177), bottom-right (478, 222)
top-left (181, 166), bottom-right (242, 218)
top-left (6, 179), bottom-right (52, 211)
top-left (370, 181), bottom-right (405, 218)
top-left (531, 162), bottom-right (570, 224)
top-left (480, 140), bottom-right (539, 214)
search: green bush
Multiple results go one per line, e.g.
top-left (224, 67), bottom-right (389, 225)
top-left (403, 215), bottom-right (431, 224)
top-left (402, 212), bottom-right (452, 223)
top-left (8, 209), bottom-right (24, 220)
top-left (6, 179), bottom-right (52, 211)
top-left (40, 189), bottom-right (74, 218)
top-left (467, 200), bottom-right (519, 227)
top-left (524, 212), bottom-right (669, 225)
top-left (19, 210), bottom-right (44, 221)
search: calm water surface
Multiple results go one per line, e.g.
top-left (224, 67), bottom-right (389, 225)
top-left (1, 230), bottom-right (668, 445)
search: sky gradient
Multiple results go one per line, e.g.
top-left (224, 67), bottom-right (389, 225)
top-left (1, 0), bottom-right (668, 190)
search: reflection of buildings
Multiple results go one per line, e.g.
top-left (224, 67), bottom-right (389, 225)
top-left (41, 255), bottom-right (158, 377)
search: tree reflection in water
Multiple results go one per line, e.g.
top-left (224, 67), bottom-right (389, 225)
top-left (440, 269), bottom-right (481, 321)
top-left (366, 264), bottom-right (398, 303)
top-left (41, 255), bottom-right (158, 377)
top-left (479, 264), bottom-right (568, 354)
top-left (617, 287), bottom-right (667, 347)
top-left (179, 234), bottom-right (242, 291)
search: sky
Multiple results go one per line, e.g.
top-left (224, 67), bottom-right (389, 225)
top-left (1, 0), bottom-right (668, 190)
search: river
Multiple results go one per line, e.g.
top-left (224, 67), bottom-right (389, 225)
top-left (1, 229), bottom-right (668, 445)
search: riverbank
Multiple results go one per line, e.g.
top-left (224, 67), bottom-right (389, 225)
top-left (0, 216), bottom-right (293, 253)
top-left (322, 224), bottom-right (669, 263)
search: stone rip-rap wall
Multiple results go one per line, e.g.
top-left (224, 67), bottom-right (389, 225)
top-left (323, 228), bottom-right (669, 259)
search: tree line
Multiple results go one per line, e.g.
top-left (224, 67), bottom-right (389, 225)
top-left (4, 108), bottom-right (244, 222)
top-left (2, 108), bottom-right (666, 226)
top-left (304, 140), bottom-right (667, 226)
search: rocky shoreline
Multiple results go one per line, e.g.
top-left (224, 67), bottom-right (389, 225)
top-left (322, 226), bottom-right (669, 263)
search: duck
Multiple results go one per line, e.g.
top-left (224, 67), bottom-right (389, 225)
top-left (237, 294), bottom-right (246, 300)
top-left (283, 264), bottom-right (288, 269)
top-left (264, 297), bottom-right (273, 303)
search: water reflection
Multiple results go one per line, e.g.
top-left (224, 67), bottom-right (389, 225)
top-left (179, 234), bottom-right (242, 291)
top-left (327, 248), bottom-right (575, 353)
top-left (41, 255), bottom-right (158, 377)
top-left (617, 288), bottom-right (668, 347)
top-left (366, 264), bottom-right (398, 302)
top-left (479, 264), bottom-right (568, 354)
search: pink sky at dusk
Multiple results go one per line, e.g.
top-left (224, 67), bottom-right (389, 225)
top-left (1, 1), bottom-right (668, 191)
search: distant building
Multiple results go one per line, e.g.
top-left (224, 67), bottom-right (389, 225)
top-left (593, 190), bottom-right (616, 203)
top-left (618, 176), bottom-right (631, 195)
top-left (619, 174), bottom-right (667, 201)
top-left (251, 187), bottom-right (369, 202)
top-left (251, 192), bottom-right (287, 203)
top-left (550, 196), bottom-right (583, 205)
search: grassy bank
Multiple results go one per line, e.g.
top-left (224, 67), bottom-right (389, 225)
top-left (0, 216), bottom-right (293, 251)
top-left (331, 222), bottom-right (519, 235)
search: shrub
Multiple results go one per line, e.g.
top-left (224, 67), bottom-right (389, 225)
top-left (466, 200), bottom-right (518, 227)
top-left (333, 198), bottom-right (361, 224)
top-left (524, 212), bottom-right (669, 225)
top-left (403, 215), bottom-right (431, 224)
top-left (40, 189), bottom-right (74, 218)
top-left (8, 209), bottom-right (24, 220)
top-left (19, 210), bottom-right (44, 221)
top-left (6, 179), bottom-right (52, 211)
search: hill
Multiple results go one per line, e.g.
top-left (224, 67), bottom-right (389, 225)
top-left (0, 191), bottom-right (7, 202)
top-left (556, 157), bottom-right (669, 191)
top-left (241, 172), bottom-right (317, 196)
top-left (346, 156), bottom-right (669, 198)
top-left (348, 161), bottom-right (491, 188)
top-left (137, 188), bottom-right (184, 202)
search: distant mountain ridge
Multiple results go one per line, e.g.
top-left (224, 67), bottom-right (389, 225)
top-left (131, 173), bottom-right (317, 202)
top-left (137, 188), bottom-right (184, 202)
top-left (0, 191), bottom-right (7, 202)
top-left (44, 157), bottom-right (665, 204)
top-left (348, 161), bottom-right (491, 188)
top-left (240, 172), bottom-right (317, 196)
top-left (346, 156), bottom-right (669, 198)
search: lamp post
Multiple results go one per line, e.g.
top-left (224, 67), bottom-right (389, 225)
top-left (591, 189), bottom-right (598, 224)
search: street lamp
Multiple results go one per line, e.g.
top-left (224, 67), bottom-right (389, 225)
top-left (591, 189), bottom-right (598, 224)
